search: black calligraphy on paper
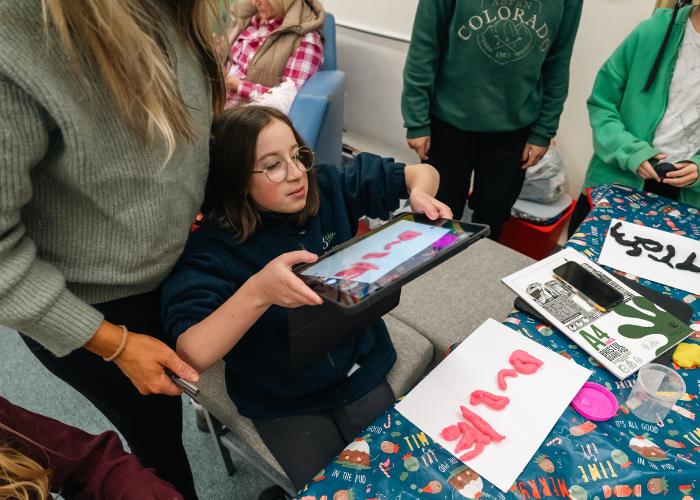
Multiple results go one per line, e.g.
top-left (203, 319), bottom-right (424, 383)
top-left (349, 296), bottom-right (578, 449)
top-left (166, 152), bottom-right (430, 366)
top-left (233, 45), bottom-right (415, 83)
top-left (608, 222), bottom-right (699, 273)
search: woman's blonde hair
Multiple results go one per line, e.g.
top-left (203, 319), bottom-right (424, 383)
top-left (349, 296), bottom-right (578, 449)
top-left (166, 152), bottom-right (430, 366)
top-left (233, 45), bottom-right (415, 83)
top-left (269, 0), bottom-right (297, 17)
top-left (41, 0), bottom-right (226, 163)
top-left (0, 423), bottom-right (51, 500)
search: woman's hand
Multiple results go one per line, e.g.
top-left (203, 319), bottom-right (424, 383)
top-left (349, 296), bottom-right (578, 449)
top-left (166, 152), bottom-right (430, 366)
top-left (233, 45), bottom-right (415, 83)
top-left (86, 321), bottom-right (199, 396)
top-left (664, 162), bottom-right (699, 187)
top-left (247, 251), bottom-right (323, 308)
top-left (409, 189), bottom-right (453, 220)
top-left (636, 153), bottom-right (666, 182)
top-left (521, 143), bottom-right (548, 170)
top-left (407, 136), bottom-right (431, 161)
top-left (115, 332), bottom-right (200, 396)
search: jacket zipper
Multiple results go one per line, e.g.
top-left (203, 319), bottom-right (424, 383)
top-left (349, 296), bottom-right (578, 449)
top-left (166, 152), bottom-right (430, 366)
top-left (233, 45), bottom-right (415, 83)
top-left (326, 352), bottom-right (342, 395)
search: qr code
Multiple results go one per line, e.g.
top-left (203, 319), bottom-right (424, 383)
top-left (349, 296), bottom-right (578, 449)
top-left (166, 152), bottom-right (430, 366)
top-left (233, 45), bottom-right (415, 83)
top-left (600, 343), bottom-right (630, 363)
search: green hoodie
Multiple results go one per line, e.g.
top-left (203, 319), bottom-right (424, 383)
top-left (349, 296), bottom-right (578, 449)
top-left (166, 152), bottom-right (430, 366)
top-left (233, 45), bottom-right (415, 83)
top-left (401, 0), bottom-right (583, 147)
top-left (585, 6), bottom-right (700, 208)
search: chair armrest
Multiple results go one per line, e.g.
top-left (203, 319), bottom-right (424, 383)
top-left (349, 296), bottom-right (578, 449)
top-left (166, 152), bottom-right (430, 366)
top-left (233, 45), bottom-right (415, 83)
top-left (289, 70), bottom-right (345, 149)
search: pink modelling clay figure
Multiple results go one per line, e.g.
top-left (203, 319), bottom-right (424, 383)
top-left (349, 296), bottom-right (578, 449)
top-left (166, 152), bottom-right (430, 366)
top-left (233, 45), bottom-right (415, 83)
top-left (470, 390), bottom-right (510, 411)
top-left (511, 359), bottom-right (540, 374)
top-left (497, 368), bottom-right (518, 390)
top-left (509, 350), bottom-right (544, 374)
top-left (458, 432), bottom-right (492, 461)
top-left (454, 424), bottom-right (477, 453)
top-left (509, 350), bottom-right (543, 366)
top-left (440, 424), bottom-right (461, 441)
top-left (460, 406), bottom-right (506, 442)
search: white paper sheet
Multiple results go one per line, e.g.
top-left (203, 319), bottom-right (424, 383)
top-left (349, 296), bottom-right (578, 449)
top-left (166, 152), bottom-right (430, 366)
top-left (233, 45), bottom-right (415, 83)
top-left (301, 219), bottom-right (448, 283)
top-left (598, 219), bottom-right (700, 295)
top-left (395, 319), bottom-right (591, 493)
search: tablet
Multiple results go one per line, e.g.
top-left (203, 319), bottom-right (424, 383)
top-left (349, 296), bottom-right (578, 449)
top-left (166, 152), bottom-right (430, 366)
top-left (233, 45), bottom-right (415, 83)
top-left (295, 213), bottom-right (490, 312)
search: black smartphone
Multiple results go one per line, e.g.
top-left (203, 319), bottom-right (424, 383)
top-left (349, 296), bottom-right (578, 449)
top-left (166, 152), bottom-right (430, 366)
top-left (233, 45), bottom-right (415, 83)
top-left (552, 261), bottom-right (624, 309)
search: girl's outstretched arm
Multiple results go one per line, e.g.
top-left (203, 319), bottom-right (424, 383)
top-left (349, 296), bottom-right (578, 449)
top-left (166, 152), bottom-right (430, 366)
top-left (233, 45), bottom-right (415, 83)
top-left (404, 163), bottom-right (453, 219)
top-left (164, 250), bottom-right (321, 373)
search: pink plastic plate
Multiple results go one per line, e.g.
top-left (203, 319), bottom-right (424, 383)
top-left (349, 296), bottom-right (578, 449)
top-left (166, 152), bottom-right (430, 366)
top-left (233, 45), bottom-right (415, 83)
top-left (571, 382), bottom-right (618, 421)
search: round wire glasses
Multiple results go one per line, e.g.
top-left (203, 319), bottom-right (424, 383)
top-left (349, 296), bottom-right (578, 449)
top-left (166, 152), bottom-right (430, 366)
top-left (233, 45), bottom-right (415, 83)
top-left (252, 146), bottom-right (315, 183)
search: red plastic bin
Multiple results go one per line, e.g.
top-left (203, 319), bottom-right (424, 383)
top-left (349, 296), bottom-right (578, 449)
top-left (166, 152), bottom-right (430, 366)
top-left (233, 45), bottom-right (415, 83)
top-left (498, 200), bottom-right (576, 261)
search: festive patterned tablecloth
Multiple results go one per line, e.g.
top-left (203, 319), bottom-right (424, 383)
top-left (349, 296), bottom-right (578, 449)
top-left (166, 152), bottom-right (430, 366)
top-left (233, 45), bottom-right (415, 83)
top-left (297, 185), bottom-right (700, 500)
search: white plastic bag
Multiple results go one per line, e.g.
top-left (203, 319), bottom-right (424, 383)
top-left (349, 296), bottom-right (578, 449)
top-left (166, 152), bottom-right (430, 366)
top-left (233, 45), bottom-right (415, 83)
top-left (250, 78), bottom-right (298, 115)
top-left (519, 148), bottom-right (566, 203)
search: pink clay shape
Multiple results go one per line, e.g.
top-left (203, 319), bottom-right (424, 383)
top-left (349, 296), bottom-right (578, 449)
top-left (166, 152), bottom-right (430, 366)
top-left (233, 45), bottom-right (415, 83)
top-left (509, 350), bottom-right (543, 367)
top-left (497, 368), bottom-right (518, 390)
top-left (460, 406), bottom-right (506, 442)
top-left (512, 358), bottom-right (540, 375)
top-left (440, 425), bottom-right (461, 441)
top-left (459, 442), bottom-right (485, 461)
top-left (470, 390), bottom-right (510, 411)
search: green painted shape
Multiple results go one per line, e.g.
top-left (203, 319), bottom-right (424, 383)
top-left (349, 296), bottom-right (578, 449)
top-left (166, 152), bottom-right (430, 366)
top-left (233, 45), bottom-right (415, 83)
top-left (613, 296), bottom-right (692, 355)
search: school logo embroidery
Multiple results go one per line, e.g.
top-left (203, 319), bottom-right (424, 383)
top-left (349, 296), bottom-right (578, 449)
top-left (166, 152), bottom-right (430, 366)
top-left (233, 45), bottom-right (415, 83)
top-left (322, 232), bottom-right (336, 251)
top-left (457, 0), bottom-right (552, 65)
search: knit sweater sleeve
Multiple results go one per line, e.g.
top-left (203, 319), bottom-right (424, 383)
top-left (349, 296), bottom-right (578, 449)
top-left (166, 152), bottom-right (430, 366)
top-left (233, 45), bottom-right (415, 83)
top-left (401, 0), bottom-right (455, 139)
top-left (587, 27), bottom-right (661, 174)
top-left (528, 0), bottom-right (583, 147)
top-left (0, 77), bottom-right (104, 356)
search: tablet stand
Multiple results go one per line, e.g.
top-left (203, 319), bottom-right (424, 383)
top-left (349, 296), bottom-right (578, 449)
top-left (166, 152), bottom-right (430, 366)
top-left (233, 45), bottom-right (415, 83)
top-left (288, 289), bottom-right (402, 370)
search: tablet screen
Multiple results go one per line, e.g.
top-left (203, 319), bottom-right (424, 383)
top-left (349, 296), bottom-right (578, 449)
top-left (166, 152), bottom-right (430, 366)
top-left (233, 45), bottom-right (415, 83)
top-left (298, 215), bottom-right (486, 307)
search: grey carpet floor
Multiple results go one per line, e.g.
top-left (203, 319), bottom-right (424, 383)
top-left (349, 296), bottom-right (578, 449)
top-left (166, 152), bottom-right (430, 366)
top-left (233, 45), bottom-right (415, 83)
top-left (0, 326), bottom-right (275, 500)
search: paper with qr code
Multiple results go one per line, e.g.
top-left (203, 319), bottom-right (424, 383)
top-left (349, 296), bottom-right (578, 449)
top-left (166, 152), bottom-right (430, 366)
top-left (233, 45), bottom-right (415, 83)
top-left (598, 219), bottom-right (700, 295)
top-left (502, 248), bottom-right (693, 379)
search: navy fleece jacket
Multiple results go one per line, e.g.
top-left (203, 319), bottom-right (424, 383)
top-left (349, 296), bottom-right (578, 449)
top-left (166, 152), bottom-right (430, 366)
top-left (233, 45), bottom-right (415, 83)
top-left (161, 154), bottom-right (406, 418)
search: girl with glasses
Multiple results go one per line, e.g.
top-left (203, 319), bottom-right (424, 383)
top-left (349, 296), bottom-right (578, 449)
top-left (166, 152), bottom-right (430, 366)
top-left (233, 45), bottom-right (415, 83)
top-left (161, 105), bottom-right (451, 490)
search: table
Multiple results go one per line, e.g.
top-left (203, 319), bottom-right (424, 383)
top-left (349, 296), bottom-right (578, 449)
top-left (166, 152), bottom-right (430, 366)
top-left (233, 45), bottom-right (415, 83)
top-left (296, 185), bottom-right (700, 500)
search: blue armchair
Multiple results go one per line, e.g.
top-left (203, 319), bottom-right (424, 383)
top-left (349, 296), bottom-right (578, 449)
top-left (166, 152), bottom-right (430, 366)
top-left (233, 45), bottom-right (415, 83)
top-left (289, 13), bottom-right (346, 168)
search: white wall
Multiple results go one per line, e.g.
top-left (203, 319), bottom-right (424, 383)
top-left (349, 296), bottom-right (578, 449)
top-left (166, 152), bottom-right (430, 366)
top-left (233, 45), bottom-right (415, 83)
top-left (321, 0), bottom-right (418, 41)
top-left (322, 0), bottom-right (655, 195)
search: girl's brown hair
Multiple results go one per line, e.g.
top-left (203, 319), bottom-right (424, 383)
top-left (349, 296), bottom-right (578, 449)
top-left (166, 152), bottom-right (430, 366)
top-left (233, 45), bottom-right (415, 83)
top-left (42, 0), bottom-right (226, 163)
top-left (0, 423), bottom-right (51, 500)
top-left (204, 106), bottom-right (320, 242)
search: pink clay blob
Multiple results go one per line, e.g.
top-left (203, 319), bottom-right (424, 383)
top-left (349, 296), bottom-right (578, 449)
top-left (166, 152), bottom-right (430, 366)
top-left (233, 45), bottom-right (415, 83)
top-left (497, 368), bottom-right (518, 390)
top-left (440, 424), bottom-right (461, 441)
top-left (509, 350), bottom-right (544, 374)
top-left (460, 406), bottom-right (505, 442)
top-left (470, 390), bottom-right (510, 411)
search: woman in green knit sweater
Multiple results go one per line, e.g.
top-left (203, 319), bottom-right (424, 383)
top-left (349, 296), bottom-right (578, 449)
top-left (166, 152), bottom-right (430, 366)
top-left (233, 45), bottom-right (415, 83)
top-left (569, 1), bottom-right (700, 235)
top-left (0, 1), bottom-right (321, 498)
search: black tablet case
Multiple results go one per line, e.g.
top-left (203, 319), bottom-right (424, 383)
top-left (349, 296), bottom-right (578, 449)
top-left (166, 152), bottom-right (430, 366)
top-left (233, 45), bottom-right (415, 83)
top-left (289, 218), bottom-right (489, 370)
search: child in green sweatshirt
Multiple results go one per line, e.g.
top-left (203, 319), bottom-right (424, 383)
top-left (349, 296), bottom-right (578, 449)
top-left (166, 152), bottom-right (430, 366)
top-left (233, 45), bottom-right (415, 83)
top-left (402, 0), bottom-right (583, 239)
top-left (569, 1), bottom-right (700, 237)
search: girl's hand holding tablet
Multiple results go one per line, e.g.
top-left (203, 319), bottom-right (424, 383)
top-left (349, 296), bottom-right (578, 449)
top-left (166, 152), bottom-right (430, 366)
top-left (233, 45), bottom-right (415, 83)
top-left (247, 250), bottom-right (323, 308)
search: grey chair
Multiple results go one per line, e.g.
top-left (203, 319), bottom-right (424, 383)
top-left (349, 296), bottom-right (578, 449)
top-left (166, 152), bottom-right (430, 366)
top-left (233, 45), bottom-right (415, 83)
top-left (389, 238), bottom-right (535, 366)
top-left (196, 315), bottom-right (433, 495)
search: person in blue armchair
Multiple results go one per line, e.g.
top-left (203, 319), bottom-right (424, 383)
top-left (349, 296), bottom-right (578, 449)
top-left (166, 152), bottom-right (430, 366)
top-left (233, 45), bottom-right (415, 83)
top-left (223, 0), bottom-right (325, 109)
